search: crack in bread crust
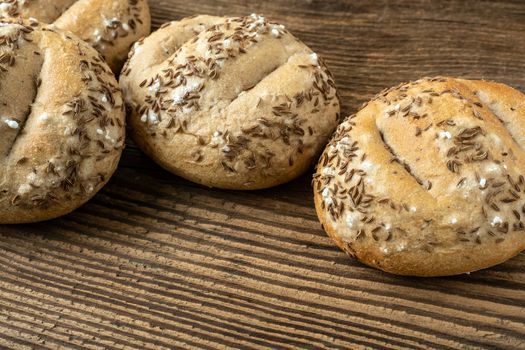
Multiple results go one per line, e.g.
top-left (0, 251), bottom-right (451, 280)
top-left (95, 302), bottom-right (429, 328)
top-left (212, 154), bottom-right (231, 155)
top-left (3, 62), bottom-right (43, 163)
top-left (223, 59), bottom-right (284, 112)
top-left (474, 89), bottom-right (523, 151)
top-left (378, 130), bottom-right (427, 189)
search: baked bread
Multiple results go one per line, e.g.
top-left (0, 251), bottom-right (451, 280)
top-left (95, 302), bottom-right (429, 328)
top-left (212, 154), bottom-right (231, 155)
top-left (0, 18), bottom-right (125, 224)
top-left (0, 0), bottom-right (151, 72)
top-left (313, 77), bottom-right (525, 276)
top-left (120, 14), bottom-right (340, 190)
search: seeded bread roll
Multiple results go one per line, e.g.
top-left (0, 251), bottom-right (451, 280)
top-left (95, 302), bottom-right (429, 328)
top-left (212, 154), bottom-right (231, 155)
top-left (0, 0), bottom-right (151, 72)
top-left (120, 14), bottom-right (340, 190)
top-left (0, 19), bottom-right (125, 224)
top-left (0, 0), bottom-right (76, 23)
top-left (313, 77), bottom-right (525, 277)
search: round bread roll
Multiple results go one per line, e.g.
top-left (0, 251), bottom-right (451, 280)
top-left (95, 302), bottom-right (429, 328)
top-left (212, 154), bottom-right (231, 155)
top-left (313, 77), bottom-right (525, 276)
top-left (0, 0), bottom-right (151, 72)
top-left (0, 18), bottom-right (125, 224)
top-left (120, 14), bottom-right (340, 190)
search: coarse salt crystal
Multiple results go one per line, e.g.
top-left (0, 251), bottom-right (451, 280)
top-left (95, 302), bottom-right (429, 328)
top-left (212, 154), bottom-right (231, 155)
top-left (4, 119), bottom-right (19, 129)
top-left (491, 216), bottom-right (503, 226)
top-left (310, 53), bottom-right (319, 65)
top-left (439, 131), bottom-right (452, 139)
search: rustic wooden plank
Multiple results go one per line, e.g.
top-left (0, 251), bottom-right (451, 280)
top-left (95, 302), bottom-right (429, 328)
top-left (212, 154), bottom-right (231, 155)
top-left (1, 0), bottom-right (525, 349)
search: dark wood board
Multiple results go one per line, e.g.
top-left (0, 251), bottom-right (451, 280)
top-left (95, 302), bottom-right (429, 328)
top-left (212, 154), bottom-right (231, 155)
top-left (1, 0), bottom-right (525, 349)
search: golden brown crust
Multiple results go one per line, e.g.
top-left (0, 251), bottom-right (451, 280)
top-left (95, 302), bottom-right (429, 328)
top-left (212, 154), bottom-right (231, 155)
top-left (0, 0), bottom-right (151, 72)
top-left (120, 14), bottom-right (340, 190)
top-left (313, 77), bottom-right (525, 276)
top-left (0, 18), bottom-right (126, 224)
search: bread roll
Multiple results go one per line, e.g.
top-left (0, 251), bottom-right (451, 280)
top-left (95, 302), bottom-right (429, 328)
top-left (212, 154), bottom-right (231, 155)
top-left (314, 77), bottom-right (525, 276)
top-left (0, 18), bottom-right (125, 224)
top-left (0, 0), bottom-right (76, 23)
top-left (120, 14), bottom-right (340, 190)
top-left (0, 0), bottom-right (151, 72)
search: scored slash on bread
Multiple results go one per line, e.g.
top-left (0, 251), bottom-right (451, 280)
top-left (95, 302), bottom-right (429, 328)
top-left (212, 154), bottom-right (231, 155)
top-left (0, 0), bottom-right (151, 72)
top-left (120, 14), bottom-right (341, 190)
top-left (0, 18), bottom-right (125, 224)
top-left (313, 77), bottom-right (525, 276)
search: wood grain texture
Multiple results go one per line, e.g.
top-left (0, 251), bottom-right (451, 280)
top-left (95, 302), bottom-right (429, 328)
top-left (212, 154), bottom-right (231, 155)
top-left (2, 0), bottom-right (525, 349)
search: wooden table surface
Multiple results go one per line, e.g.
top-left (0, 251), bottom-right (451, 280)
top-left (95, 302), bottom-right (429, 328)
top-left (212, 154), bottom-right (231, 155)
top-left (1, 0), bottom-right (525, 349)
